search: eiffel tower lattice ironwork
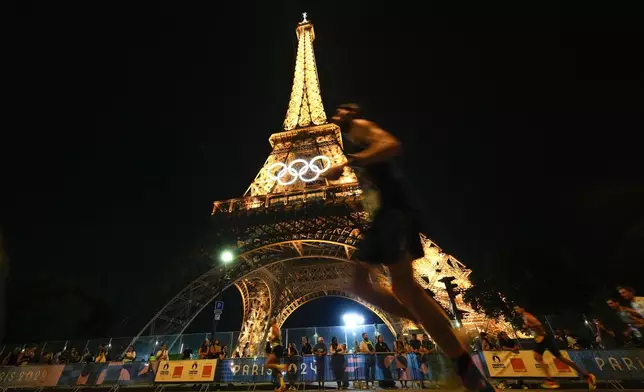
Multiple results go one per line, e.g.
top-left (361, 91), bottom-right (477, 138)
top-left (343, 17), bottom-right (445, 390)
top-left (133, 15), bottom-right (511, 356)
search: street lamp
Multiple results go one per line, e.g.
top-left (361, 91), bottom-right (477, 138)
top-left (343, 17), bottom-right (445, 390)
top-left (220, 250), bottom-right (234, 263)
top-left (343, 313), bottom-right (364, 328)
top-left (212, 249), bottom-right (235, 340)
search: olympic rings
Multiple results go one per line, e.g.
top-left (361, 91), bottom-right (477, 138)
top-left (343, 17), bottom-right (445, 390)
top-left (266, 155), bottom-right (332, 185)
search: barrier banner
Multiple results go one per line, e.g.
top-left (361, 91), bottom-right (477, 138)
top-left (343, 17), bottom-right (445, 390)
top-left (0, 365), bottom-right (65, 387)
top-left (56, 362), bottom-right (156, 386)
top-left (221, 354), bottom-right (424, 383)
top-left (566, 350), bottom-right (644, 381)
top-left (481, 350), bottom-right (578, 378)
top-left (155, 360), bottom-right (217, 382)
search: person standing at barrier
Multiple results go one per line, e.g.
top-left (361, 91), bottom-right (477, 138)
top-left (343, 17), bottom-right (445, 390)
top-left (375, 335), bottom-right (395, 388)
top-left (124, 346), bottom-right (137, 362)
top-left (302, 336), bottom-right (313, 355)
top-left (330, 337), bottom-right (346, 390)
top-left (420, 334), bottom-right (436, 389)
top-left (287, 342), bottom-right (299, 390)
top-left (266, 318), bottom-right (288, 392)
top-left (514, 306), bottom-right (596, 390)
top-left (394, 335), bottom-right (410, 389)
top-left (96, 344), bottom-right (109, 363)
top-left (618, 286), bottom-right (644, 317)
top-left (326, 104), bottom-right (497, 392)
top-left (198, 340), bottom-right (209, 359)
top-left (359, 332), bottom-right (376, 389)
top-left (209, 339), bottom-right (221, 359)
top-left (313, 336), bottom-right (328, 389)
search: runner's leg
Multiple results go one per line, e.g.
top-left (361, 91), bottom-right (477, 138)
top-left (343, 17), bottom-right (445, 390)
top-left (353, 263), bottom-right (416, 320)
top-left (534, 352), bottom-right (552, 379)
top-left (389, 259), bottom-right (467, 357)
top-left (389, 257), bottom-right (495, 391)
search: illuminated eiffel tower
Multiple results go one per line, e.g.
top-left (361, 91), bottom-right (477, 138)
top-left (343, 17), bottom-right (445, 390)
top-left (134, 14), bottom-right (510, 355)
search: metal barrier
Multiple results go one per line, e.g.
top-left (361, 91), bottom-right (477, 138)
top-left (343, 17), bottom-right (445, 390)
top-left (0, 353), bottom-right (455, 389)
top-left (5, 349), bottom-right (644, 389)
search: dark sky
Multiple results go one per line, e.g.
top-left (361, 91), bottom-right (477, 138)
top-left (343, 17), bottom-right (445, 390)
top-left (2, 1), bottom-right (642, 343)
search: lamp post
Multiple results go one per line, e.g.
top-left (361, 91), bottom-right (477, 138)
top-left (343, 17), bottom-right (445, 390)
top-left (439, 276), bottom-right (463, 327)
top-left (212, 249), bottom-right (235, 341)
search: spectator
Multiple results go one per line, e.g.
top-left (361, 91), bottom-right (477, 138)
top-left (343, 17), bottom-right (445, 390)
top-left (220, 345), bottom-right (228, 359)
top-left (82, 348), bottom-right (93, 363)
top-left (124, 346), bottom-right (137, 362)
top-left (198, 340), bottom-right (209, 359)
top-left (498, 331), bottom-right (520, 351)
top-left (301, 337), bottom-right (312, 355)
top-left (209, 339), bottom-right (221, 359)
top-left (58, 348), bottom-right (71, 364)
top-left (419, 334), bottom-right (435, 388)
top-left (156, 343), bottom-right (169, 362)
top-left (95, 344), bottom-right (108, 363)
top-left (313, 336), bottom-right (327, 389)
top-left (233, 351), bottom-right (241, 358)
top-left (330, 337), bottom-right (346, 390)
top-left (287, 342), bottom-right (299, 391)
top-left (552, 329), bottom-right (567, 349)
top-left (2, 347), bottom-right (21, 366)
top-left (19, 345), bottom-right (36, 365)
top-left (563, 329), bottom-right (581, 350)
top-left (242, 342), bottom-right (251, 357)
top-left (408, 334), bottom-right (424, 388)
top-left (41, 351), bottom-right (54, 365)
top-left (182, 345), bottom-right (193, 360)
top-left (592, 319), bottom-right (618, 349)
top-left (606, 298), bottom-right (644, 346)
top-left (375, 335), bottom-right (394, 388)
top-left (394, 335), bottom-right (410, 389)
top-left (479, 332), bottom-right (494, 351)
top-left (359, 332), bottom-right (376, 389)
top-left (618, 286), bottom-right (644, 317)
top-left (69, 348), bottom-right (81, 363)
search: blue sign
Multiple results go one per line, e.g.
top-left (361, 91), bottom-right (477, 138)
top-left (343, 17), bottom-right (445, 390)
top-left (566, 349), bottom-right (644, 381)
top-left (218, 354), bottom-right (426, 383)
top-left (214, 301), bottom-right (224, 312)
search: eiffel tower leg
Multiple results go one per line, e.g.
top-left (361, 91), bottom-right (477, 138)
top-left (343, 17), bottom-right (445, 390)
top-left (234, 276), bottom-right (273, 357)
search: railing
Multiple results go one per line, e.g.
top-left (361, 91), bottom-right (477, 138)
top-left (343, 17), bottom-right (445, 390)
top-left (212, 183), bottom-right (363, 214)
top-left (0, 324), bottom-right (397, 364)
top-left (0, 353), bottom-right (455, 389)
top-left (3, 349), bottom-right (644, 389)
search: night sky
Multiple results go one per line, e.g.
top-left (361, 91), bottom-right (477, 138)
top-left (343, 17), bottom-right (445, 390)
top-left (3, 2), bottom-right (642, 343)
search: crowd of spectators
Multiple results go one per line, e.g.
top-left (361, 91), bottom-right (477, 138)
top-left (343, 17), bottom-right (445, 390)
top-left (3, 286), bottom-right (642, 368)
top-left (475, 285), bottom-right (644, 351)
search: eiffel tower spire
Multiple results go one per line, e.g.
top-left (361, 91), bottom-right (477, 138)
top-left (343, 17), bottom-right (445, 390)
top-left (282, 13), bottom-right (327, 131)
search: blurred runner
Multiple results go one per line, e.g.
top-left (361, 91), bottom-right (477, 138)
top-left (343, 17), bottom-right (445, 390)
top-left (326, 104), bottom-right (495, 391)
top-left (514, 306), bottom-right (596, 390)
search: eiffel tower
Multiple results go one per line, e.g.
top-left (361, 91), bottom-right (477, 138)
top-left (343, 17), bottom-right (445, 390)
top-left (134, 15), bottom-right (508, 355)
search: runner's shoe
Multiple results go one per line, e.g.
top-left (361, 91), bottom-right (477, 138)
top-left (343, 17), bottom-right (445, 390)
top-left (587, 373), bottom-right (597, 391)
top-left (540, 380), bottom-right (560, 389)
top-left (452, 354), bottom-right (496, 392)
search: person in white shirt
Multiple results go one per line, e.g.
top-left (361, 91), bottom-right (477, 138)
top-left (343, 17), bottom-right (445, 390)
top-left (618, 286), bottom-right (644, 317)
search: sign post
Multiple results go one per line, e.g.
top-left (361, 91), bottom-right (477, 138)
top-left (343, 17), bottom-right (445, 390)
top-left (212, 300), bottom-right (224, 340)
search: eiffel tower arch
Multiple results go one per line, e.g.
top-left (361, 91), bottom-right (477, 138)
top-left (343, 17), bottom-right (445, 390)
top-left (134, 16), bottom-right (510, 355)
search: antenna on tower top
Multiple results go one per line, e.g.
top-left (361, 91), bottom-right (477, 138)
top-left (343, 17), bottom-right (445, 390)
top-left (301, 12), bottom-right (308, 23)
